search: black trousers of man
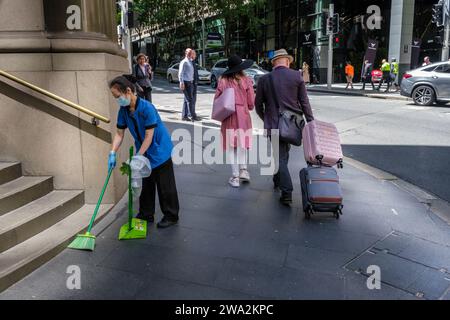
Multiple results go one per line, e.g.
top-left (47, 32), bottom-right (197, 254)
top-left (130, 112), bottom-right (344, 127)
top-left (362, 76), bottom-right (375, 90)
top-left (272, 140), bottom-right (293, 199)
top-left (378, 71), bottom-right (391, 92)
top-left (139, 158), bottom-right (179, 221)
top-left (183, 81), bottom-right (197, 119)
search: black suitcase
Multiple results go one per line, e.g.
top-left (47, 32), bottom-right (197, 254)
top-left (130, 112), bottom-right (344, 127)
top-left (300, 166), bottom-right (343, 220)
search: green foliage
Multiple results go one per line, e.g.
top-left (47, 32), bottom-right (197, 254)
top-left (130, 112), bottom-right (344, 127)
top-left (132, 0), bottom-right (267, 56)
top-left (120, 162), bottom-right (131, 176)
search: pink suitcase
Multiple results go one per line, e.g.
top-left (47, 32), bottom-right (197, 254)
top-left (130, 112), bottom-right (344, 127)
top-left (303, 120), bottom-right (344, 168)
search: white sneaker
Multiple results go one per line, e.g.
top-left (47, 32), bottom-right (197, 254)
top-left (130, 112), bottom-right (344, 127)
top-left (239, 169), bottom-right (250, 182)
top-left (228, 176), bottom-right (240, 188)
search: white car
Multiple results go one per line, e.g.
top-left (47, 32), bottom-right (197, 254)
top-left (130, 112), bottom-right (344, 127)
top-left (167, 63), bottom-right (212, 85)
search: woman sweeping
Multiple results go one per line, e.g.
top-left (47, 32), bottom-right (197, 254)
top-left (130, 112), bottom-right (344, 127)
top-left (108, 76), bottom-right (179, 229)
top-left (214, 55), bottom-right (255, 188)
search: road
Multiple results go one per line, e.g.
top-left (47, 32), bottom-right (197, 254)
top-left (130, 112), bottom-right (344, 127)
top-left (152, 76), bottom-right (450, 203)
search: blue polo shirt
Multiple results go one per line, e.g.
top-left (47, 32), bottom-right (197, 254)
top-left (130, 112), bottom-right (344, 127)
top-left (117, 97), bottom-right (173, 169)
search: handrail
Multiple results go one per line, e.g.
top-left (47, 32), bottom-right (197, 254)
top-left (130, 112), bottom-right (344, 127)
top-left (0, 69), bottom-right (110, 125)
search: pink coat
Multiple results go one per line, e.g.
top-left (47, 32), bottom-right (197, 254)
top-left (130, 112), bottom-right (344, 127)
top-left (214, 76), bottom-right (255, 150)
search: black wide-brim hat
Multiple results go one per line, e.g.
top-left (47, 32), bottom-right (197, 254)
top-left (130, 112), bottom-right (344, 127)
top-left (222, 55), bottom-right (254, 76)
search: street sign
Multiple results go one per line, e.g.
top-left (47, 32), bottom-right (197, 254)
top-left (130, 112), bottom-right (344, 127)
top-left (299, 32), bottom-right (316, 46)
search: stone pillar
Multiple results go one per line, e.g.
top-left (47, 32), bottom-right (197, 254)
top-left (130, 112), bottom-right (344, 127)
top-left (388, 0), bottom-right (415, 77)
top-left (0, 0), bottom-right (132, 204)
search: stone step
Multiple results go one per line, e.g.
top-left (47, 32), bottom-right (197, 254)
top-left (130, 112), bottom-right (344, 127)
top-left (0, 190), bottom-right (85, 253)
top-left (0, 203), bottom-right (114, 292)
top-left (0, 176), bottom-right (53, 216)
top-left (0, 162), bottom-right (22, 185)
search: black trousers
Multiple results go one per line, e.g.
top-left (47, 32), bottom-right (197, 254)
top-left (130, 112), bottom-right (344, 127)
top-left (142, 86), bottom-right (152, 103)
top-left (139, 158), bottom-right (179, 221)
top-left (378, 71), bottom-right (391, 91)
top-left (362, 76), bottom-right (375, 90)
top-left (272, 140), bottom-right (293, 196)
top-left (183, 81), bottom-right (197, 118)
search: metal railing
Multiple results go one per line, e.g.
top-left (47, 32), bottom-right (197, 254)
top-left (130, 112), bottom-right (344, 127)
top-left (0, 69), bottom-right (110, 125)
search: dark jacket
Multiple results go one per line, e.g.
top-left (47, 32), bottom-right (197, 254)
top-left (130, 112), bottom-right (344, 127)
top-left (192, 61), bottom-right (199, 84)
top-left (134, 63), bottom-right (152, 88)
top-left (255, 66), bottom-right (314, 131)
top-left (363, 63), bottom-right (373, 78)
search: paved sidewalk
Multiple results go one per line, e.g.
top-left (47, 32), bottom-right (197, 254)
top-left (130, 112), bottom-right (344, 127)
top-left (1, 122), bottom-right (450, 300)
top-left (308, 83), bottom-right (410, 101)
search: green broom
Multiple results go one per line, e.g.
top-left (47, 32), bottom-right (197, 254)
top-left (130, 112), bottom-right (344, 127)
top-left (68, 167), bottom-right (113, 251)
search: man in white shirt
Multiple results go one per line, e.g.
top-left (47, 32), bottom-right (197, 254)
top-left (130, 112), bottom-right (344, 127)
top-left (179, 48), bottom-right (200, 121)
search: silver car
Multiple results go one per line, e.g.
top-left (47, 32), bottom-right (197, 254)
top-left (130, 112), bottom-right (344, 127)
top-left (167, 63), bottom-right (212, 85)
top-left (401, 62), bottom-right (450, 106)
top-left (210, 58), bottom-right (268, 89)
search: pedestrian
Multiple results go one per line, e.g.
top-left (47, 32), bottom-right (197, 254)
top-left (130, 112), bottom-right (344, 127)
top-left (361, 60), bottom-right (375, 91)
top-left (422, 56), bottom-right (432, 67)
top-left (179, 48), bottom-right (200, 122)
top-left (377, 59), bottom-right (392, 92)
top-left (134, 53), bottom-right (153, 102)
top-left (345, 61), bottom-right (355, 89)
top-left (191, 50), bottom-right (199, 119)
top-left (108, 76), bottom-right (180, 229)
top-left (302, 62), bottom-right (310, 85)
top-left (255, 49), bottom-right (315, 206)
top-left (214, 55), bottom-right (255, 188)
top-left (390, 58), bottom-right (400, 92)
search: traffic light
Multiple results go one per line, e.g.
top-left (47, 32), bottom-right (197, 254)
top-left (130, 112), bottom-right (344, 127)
top-left (432, 1), bottom-right (444, 27)
top-left (332, 14), bottom-right (340, 34)
top-left (127, 1), bottom-right (134, 29)
top-left (326, 14), bottom-right (340, 35)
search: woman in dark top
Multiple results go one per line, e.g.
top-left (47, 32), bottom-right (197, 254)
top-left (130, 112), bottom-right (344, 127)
top-left (134, 53), bottom-right (153, 102)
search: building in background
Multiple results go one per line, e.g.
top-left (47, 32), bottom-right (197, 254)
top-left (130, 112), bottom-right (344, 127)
top-left (129, 0), bottom-right (445, 83)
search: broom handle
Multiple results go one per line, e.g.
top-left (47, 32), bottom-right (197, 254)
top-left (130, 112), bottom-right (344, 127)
top-left (128, 146), bottom-right (134, 231)
top-left (87, 167), bottom-right (113, 233)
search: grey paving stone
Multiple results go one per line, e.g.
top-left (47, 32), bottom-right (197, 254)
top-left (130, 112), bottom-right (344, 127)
top-left (396, 237), bottom-right (450, 271)
top-left (342, 270), bottom-right (419, 300)
top-left (214, 258), bottom-right (345, 299)
top-left (134, 274), bottom-right (264, 300)
top-left (0, 263), bottom-right (142, 300)
top-left (345, 251), bottom-right (429, 291)
top-left (406, 268), bottom-right (450, 300)
top-left (182, 228), bottom-right (289, 268)
top-left (98, 242), bottom-right (224, 288)
top-left (285, 244), bottom-right (354, 276)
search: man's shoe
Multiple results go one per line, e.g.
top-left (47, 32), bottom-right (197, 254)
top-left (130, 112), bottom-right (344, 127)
top-left (157, 217), bottom-right (178, 229)
top-left (192, 116), bottom-right (202, 122)
top-left (135, 213), bottom-right (154, 223)
top-left (280, 194), bottom-right (293, 206)
top-left (182, 117), bottom-right (191, 121)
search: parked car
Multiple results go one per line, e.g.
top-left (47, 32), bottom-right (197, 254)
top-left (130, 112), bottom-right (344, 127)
top-left (401, 62), bottom-right (450, 106)
top-left (210, 59), bottom-right (269, 89)
top-left (166, 63), bottom-right (212, 85)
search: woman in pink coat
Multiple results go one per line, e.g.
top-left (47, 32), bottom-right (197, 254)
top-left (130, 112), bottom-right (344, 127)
top-left (214, 55), bottom-right (255, 188)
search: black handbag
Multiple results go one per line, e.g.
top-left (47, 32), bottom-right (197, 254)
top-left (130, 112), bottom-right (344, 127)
top-left (269, 74), bottom-right (305, 146)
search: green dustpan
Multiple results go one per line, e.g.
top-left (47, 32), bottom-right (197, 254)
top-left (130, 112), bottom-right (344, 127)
top-left (119, 146), bottom-right (148, 240)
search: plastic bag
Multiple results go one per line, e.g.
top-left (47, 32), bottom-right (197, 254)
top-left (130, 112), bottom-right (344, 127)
top-left (128, 155), bottom-right (152, 197)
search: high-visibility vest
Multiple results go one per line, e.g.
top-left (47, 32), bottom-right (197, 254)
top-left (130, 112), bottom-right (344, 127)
top-left (391, 62), bottom-right (399, 75)
top-left (381, 62), bottom-right (391, 72)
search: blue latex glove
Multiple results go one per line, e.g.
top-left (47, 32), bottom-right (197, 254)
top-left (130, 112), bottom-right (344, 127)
top-left (108, 151), bottom-right (116, 170)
